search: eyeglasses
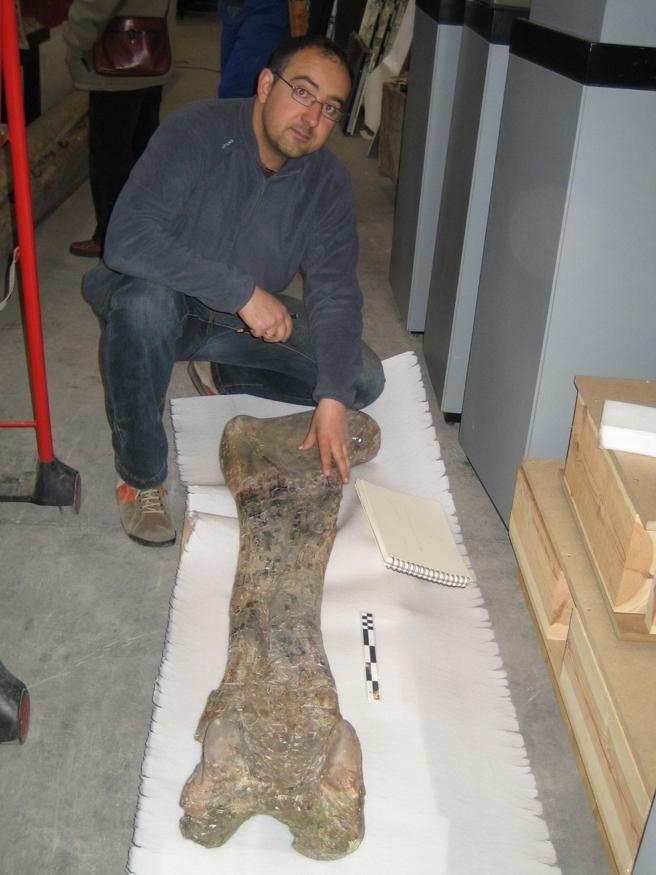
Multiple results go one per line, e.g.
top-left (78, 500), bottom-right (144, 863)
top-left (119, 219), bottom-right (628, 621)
top-left (273, 73), bottom-right (344, 122)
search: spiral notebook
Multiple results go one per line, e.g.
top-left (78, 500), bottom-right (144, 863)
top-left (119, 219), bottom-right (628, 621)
top-left (355, 479), bottom-right (472, 588)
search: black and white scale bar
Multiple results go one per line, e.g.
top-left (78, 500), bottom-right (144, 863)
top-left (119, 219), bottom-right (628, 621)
top-left (361, 611), bottom-right (380, 701)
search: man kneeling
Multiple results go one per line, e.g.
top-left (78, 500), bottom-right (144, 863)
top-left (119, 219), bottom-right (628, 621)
top-left (82, 35), bottom-right (384, 546)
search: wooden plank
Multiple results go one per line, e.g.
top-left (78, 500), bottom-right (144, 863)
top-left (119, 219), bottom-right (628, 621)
top-left (509, 463), bottom-right (573, 673)
top-left (564, 381), bottom-right (656, 637)
top-left (516, 570), bottom-right (621, 875)
top-left (561, 611), bottom-right (649, 874)
top-left (511, 459), bottom-right (656, 875)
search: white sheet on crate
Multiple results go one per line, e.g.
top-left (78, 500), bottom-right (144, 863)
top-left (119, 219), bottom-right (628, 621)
top-left (127, 352), bottom-right (559, 875)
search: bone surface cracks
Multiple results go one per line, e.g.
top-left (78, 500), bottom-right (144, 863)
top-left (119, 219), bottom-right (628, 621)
top-left (179, 409), bottom-right (381, 860)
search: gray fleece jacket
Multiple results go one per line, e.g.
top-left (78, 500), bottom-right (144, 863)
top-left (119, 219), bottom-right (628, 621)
top-left (83, 97), bottom-right (364, 407)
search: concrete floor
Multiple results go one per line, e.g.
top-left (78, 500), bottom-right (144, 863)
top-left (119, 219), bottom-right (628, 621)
top-left (0, 12), bottom-right (611, 875)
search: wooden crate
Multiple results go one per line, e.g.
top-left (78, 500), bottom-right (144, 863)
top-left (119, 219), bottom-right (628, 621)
top-left (510, 459), bottom-right (656, 875)
top-left (563, 376), bottom-right (656, 641)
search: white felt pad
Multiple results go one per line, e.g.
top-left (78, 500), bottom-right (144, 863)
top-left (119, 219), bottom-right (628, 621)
top-left (127, 352), bottom-right (559, 874)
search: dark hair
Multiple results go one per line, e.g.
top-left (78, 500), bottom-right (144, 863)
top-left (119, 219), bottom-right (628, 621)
top-left (268, 35), bottom-right (353, 88)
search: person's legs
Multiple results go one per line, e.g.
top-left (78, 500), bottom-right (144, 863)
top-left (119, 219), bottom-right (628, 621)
top-left (211, 346), bottom-right (384, 408)
top-left (101, 285), bottom-right (383, 463)
top-left (131, 85), bottom-right (163, 163)
top-left (100, 276), bottom-right (189, 489)
top-left (98, 276), bottom-right (198, 545)
top-left (88, 89), bottom-right (161, 249)
top-left (218, 0), bottom-right (290, 98)
top-left (98, 280), bottom-right (383, 542)
top-left (217, 1), bottom-right (244, 96)
top-left (189, 295), bottom-right (385, 408)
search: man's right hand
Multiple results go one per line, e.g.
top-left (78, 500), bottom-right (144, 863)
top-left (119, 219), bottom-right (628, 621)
top-left (238, 286), bottom-right (293, 343)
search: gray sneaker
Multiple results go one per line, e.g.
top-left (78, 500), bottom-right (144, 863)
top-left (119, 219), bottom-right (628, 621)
top-left (116, 481), bottom-right (176, 547)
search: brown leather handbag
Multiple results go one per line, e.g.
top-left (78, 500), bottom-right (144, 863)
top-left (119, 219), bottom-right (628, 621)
top-left (93, 13), bottom-right (171, 77)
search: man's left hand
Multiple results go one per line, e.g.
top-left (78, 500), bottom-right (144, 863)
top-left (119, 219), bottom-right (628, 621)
top-left (298, 398), bottom-right (350, 483)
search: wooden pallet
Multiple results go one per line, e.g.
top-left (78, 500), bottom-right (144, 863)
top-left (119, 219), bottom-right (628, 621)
top-left (510, 459), bottom-right (656, 875)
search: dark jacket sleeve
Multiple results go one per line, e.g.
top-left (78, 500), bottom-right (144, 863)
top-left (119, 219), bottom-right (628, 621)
top-left (303, 164), bottom-right (363, 409)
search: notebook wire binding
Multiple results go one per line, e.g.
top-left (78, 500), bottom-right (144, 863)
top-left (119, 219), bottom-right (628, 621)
top-left (386, 557), bottom-right (470, 587)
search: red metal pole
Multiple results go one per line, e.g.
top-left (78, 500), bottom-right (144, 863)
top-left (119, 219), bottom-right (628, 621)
top-left (1, 0), bottom-right (55, 462)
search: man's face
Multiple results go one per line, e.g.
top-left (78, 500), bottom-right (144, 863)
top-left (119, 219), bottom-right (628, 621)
top-left (254, 48), bottom-right (351, 170)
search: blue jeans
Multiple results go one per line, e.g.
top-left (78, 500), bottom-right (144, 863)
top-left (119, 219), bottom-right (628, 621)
top-left (217, 0), bottom-right (290, 98)
top-left (99, 277), bottom-right (385, 488)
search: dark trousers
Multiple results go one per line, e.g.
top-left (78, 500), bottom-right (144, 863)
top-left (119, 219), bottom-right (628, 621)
top-left (88, 87), bottom-right (162, 247)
